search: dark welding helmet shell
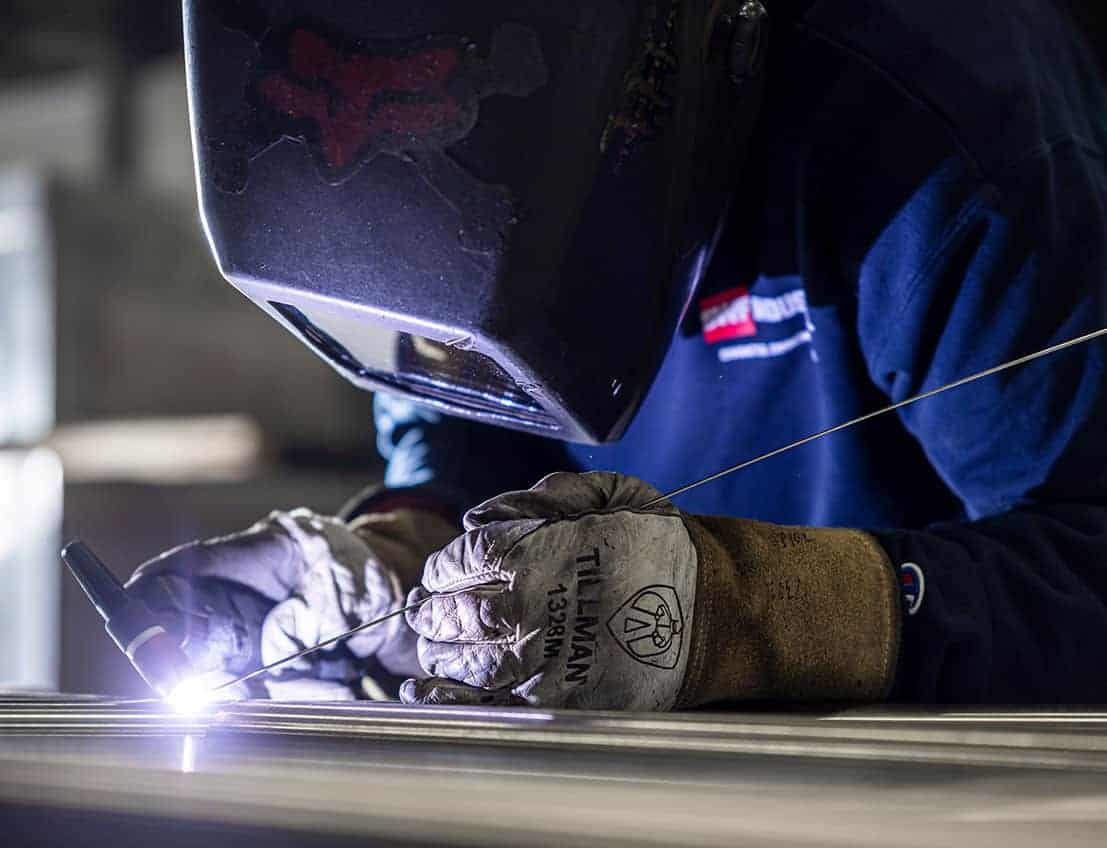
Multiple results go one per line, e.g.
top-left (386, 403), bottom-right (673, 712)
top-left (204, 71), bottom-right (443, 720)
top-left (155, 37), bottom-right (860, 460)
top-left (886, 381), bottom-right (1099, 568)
top-left (185, 0), bottom-right (767, 443)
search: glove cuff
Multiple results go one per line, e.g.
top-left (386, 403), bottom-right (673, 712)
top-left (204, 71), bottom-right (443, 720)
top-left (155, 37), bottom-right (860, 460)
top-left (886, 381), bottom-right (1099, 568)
top-left (676, 516), bottom-right (900, 707)
top-left (339, 483), bottom-right (467, 526)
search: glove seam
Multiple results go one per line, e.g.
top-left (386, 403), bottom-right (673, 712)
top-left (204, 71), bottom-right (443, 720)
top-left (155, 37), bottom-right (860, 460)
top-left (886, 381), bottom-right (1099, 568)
top-left (869, 536), bottom-right (902, 699)
top-left (542, 505), bottom-right (679, 524)
top-left (481, 510), bottom-right (690, 593)
top-left (425, 526), bottom-right (511, 592)
top-left (848, 529), bottom-right (901, 698)
top-left (424, 521), bottom-right (546, 594)
top-left (425, 573), bottom-right (511, 594)
top-left (674, 517), bottom-right (716, 709)
top-left (267, 513), bottom-right (313, 594)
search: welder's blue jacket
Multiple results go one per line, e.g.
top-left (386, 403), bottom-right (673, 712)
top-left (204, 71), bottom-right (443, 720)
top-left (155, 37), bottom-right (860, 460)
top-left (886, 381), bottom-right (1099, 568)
top-left (368, 1), bottom-right (1107, 703)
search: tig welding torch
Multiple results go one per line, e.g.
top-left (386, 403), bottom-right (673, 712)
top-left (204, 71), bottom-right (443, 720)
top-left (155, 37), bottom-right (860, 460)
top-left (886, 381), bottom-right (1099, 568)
top-left (62, 540), bottom-right (194, 698)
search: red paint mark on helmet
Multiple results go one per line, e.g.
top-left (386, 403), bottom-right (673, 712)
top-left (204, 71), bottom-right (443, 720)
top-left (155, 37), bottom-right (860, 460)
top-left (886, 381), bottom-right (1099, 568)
top-left (258, 28), bottom-right (463, 173)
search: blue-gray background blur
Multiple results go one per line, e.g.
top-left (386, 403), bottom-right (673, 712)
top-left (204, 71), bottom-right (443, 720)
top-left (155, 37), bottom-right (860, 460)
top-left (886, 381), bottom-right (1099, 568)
top-left (0, 1), bottom-right (383, 696)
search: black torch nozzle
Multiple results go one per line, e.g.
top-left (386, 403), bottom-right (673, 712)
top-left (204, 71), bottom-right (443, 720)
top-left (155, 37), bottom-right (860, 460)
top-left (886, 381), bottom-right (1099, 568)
top-left (61, 540), bottom-right (194, 698)
top-left (61, 540), bottom-right (130, 623)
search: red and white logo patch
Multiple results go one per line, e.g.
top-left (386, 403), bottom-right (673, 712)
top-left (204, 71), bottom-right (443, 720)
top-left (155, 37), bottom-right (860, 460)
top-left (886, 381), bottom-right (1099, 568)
top-left (700, 284), bottom-right (813, 361)
top-left (699, 286), bottom-right (757, 344)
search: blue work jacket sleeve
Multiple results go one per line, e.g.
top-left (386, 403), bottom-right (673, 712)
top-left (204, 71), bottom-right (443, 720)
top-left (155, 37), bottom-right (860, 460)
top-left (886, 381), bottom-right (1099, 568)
top-left (859, 138), bottom-right (1107, 703)
top-left (360, 392), bottom-right (570, 523)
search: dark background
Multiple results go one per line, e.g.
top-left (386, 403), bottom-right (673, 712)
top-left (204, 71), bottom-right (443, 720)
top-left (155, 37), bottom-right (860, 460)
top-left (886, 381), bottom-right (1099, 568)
top-left (0, 1), bottom-right (383, 696)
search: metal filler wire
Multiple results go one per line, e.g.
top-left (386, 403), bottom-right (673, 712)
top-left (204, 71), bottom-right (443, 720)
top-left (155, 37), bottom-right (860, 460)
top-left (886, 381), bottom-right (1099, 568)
top-left (214, 326), bottom-right (1107, 694)
top-left (645, 326), bottom-right (1107, 507)
top-left (211, 597), bottom-right (434, 693)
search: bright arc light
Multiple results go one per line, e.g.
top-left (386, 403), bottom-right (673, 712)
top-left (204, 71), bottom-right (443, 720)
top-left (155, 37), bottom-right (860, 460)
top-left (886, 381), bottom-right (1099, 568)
top-left (166, 677), bottom-right (219, 715)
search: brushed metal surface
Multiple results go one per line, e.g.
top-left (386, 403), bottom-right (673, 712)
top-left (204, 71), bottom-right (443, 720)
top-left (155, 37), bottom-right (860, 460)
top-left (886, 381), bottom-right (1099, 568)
top-left (3, 696), bottom-right (1107, 847)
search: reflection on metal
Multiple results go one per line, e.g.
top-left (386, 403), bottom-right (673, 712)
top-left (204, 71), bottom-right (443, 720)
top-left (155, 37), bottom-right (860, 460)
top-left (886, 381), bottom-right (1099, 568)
top-left (3, 697), bottom-right (1107, 771)
top-left (2, 696), bottom-right (1107, 846)
top-left (180, 733), bottom-right (197, 773)
top-left (0, 696), bottom-right (206, 735)
top-left (217, 701), bottom-right (1107, 772)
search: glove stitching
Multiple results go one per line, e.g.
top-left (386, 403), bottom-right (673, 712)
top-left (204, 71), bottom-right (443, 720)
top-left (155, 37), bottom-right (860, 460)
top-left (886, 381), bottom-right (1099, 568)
top-left (429, 571), bottom-right (511, 593)
top-left (687, 529), bottom-right (713, 708)
top-left (539, 505), bottom-right (678, 528)
top-left (675, 518), bottom-right (713, 710)
top-left (869, 536), bottom-right (900, 697)
top-left (423, 506), bottom-right (688, 701)
top-left (425, 520), bottom-right (550, 594)
top-left (432, 522), bottom-right (539, 689)
top-left (877, 554), bottom-right (892, 687)
top-left (481, 534), bottom-right (501, 573)
top-left (272, 521), bottom-right (305, 595)
top-left (426, 534), bottom-right (510, 595)
top-left (462, 644), bottom-right (504, 687)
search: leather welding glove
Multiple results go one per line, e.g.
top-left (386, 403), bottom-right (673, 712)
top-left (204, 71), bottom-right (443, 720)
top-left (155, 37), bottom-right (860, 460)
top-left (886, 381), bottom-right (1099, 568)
top-left (400, 472), bottom-right (900, 710)
top-left (126, 508), bottom-right (456, 700)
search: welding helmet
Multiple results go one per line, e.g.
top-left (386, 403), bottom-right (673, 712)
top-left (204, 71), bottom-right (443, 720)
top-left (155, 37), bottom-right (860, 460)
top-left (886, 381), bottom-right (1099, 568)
top-left (185, 0), bottom-right (768, 443)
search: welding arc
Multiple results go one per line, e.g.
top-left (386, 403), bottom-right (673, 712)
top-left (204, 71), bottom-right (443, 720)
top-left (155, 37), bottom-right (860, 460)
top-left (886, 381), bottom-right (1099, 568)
top-left (646, 326), bottom-right (1107, 507)
top-left (218, 326), bottom-right (1107, 692)
top-left (212, 596), bottom-right (434, 693)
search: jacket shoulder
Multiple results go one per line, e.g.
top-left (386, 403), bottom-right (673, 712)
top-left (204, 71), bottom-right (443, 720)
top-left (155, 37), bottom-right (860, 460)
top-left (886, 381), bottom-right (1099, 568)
top-left (802, 0), bottom-right (1105, 177)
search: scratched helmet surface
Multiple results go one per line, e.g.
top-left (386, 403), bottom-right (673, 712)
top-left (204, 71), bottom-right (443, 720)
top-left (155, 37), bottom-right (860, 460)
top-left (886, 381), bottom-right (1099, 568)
top-left (186, 0), bottom-right (767, 443)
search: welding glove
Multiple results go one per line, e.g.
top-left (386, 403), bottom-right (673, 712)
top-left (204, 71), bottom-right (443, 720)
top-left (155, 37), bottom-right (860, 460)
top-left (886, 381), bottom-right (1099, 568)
top-left (400, 472), bottom-right (900, 710)
top-left (126, 508), bottom-right (456, 700)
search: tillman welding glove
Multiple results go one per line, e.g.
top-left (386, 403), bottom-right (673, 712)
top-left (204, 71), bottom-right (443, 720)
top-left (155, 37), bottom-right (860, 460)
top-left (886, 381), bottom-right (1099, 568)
top-left (126, 508), bottom-right (456, 700)
top-left (400, 472), bottom-right (900, 710)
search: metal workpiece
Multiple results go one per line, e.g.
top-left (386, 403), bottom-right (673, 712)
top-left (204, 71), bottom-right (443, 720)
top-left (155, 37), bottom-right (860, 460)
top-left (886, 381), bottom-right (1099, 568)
top-left (0, 696), bottom-right (206, 736)
top-left (214, 701), bottom-right (1107, 771)
top-left (3, 697), bottom-right (1107, 847)
top-left (4, 697), bottom-right (1107, 770)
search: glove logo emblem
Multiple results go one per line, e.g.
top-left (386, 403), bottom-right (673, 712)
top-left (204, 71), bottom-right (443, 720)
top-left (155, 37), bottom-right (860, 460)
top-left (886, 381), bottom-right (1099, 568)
top-left (606, 585), bottom-right (685, 669)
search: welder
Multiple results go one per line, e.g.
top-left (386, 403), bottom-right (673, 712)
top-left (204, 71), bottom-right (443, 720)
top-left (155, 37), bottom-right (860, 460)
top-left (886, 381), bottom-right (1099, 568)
top-left (126, 0), bottom-right (1107, 708)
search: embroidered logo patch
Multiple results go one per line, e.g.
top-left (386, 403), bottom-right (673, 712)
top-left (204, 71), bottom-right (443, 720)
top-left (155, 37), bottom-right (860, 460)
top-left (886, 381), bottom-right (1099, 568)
top-left (899, 562), bottom-right (925, 616)
top-left (606, 585), bottom-right (685, 670)
top-left (700, 286), bottom-right (757, 344)
top-left (700, 285), bottom-right (814, 361)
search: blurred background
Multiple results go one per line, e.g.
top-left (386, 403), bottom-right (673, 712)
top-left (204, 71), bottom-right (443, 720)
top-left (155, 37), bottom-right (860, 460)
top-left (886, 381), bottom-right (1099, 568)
top-left (0, 1), bottom-right (382, 696)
